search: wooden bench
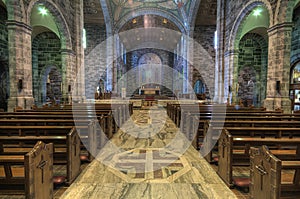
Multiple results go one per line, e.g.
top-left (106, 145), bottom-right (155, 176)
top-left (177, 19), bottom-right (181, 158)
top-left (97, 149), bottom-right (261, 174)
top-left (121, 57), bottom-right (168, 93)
top-left (200, 121), bottom-right (300, 163)
top-left (0, 127), bottom-right (81, 185)
top-left (4, 108), bottom-right (124, 135)
top-left (217, 128), bottom-right (300, 188)
top-left (250, 145), bottom-right (300, 199)
top-left (0, 141), bottom-right (53, 198)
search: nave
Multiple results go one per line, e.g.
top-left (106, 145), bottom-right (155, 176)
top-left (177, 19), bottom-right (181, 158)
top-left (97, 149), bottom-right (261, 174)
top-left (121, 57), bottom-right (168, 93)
top-left (60, 109), bottom-right (237, 199)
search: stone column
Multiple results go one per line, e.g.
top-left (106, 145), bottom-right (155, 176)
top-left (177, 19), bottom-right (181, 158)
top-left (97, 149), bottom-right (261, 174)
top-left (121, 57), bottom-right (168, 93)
top-left (6, 20), bottom-right (34, 111)
top-left (226, 50), bottom-right (239, 104)
top-left (61, 49), bottom-right (75, 104)
top-left (214, 0), bottom-right (226, 103)
top-left (264, 23), bottom-right (293, 113)
top-left (72, 0), bottom-right (85, 103)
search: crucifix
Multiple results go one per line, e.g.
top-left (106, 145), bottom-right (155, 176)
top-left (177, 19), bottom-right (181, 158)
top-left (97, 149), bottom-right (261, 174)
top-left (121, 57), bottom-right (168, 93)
top-left (37, 155), bottom-right (47, 184)
top-left (221, 139), bottom-right (226, 158)
top-left (255, 160), bottom-right (267, 191)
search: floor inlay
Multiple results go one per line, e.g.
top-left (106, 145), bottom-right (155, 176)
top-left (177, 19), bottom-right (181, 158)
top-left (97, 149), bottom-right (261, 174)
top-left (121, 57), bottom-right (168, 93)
top-left (107, 148), bottom-right (191, 183)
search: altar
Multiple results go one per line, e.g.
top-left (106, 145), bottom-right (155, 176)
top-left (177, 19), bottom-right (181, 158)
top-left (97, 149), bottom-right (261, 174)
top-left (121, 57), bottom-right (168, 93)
top-left (140, 87), bottom-right (160, 95)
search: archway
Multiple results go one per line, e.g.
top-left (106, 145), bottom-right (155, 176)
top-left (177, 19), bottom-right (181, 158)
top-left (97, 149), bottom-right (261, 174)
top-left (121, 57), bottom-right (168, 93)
top-left (290, 4), bottom-right (300, 112)
top-left (32, 32), bottom-right (62, 105)
top-left (237, 32), bottom-right (268, 107)
top-left (229, 4), bottom-right (269, 106)
top-left (41, 66), bottom-right (62, 104)
top-left (138, 52), bottom-right (162, 86)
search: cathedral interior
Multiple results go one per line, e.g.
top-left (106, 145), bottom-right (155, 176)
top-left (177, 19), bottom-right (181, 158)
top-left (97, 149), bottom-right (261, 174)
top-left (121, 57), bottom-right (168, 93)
top-left (1, 0), bottom-right (300, 198)
top-left (0, 0), bottom-right (299, 113)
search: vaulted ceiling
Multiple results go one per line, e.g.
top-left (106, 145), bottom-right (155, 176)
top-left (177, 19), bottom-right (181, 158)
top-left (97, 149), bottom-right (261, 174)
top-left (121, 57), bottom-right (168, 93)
top-left (83, 0), bottom-right (217, 27)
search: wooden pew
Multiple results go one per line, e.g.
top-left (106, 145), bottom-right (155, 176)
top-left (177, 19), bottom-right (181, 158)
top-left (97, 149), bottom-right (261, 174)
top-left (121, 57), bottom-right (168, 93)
top-left (0, 119), bottom-right (100, 155)
top-left (5, 108), bottom-right (124, 135)
top-left (250, 145), bottom-right (300, 199)
top-left (0, 141), bottom-right (53, 198)
top-left (199, 120), bottom-right (300, 163)
top-left (0, 127), bottom-right (81, 185)
top-left (217, 128), bottom-right (300, 188)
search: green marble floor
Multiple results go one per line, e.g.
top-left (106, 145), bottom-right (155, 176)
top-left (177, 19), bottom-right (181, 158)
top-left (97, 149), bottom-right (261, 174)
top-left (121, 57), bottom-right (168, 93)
top-left (61, 109), bottom-right (237, 199)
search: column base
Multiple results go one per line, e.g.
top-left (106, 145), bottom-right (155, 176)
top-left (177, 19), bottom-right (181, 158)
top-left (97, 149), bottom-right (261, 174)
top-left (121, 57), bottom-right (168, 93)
top-left (263, 97), bottom-right (291, 113)
top-left (7, 97), bottom-right (35, 112)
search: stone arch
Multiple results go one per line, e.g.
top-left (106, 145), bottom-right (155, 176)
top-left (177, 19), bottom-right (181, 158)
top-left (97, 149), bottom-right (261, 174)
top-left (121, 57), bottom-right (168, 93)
top-left (291, 54), bottom-right (300, 67)
top-left (188, 0), bottom-right (201, 32)
top-left (236, 33), bottom-right (268, 107)
top-left (27, 0), bottom-right (72, 50)
top-left (32, 31), bottom-right (62, 104)
top-left (115, 8), bottom-right (187, 34)
top-left (274, 0), bottom-right (300, 24)
top-left (5, 0), bottom-right (25, 22)
top-left (291, 5), bottom-right (300, 66)
top-left (228, 0), bottom-right (272, 52)
top-left (39, 65), bottom-right (62, 104)
top-left (137, 52), bottom-right (163, 85)
top-left (99, 0), bottom-right (113, 36)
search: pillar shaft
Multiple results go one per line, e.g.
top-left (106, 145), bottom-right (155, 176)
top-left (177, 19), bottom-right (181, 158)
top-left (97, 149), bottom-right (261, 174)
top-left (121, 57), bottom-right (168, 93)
top-left (7, 20), bottom-right (34, 111)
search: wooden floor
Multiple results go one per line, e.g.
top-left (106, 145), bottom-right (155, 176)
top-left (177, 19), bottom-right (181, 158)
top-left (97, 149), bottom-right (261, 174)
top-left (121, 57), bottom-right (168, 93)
top-left (60, 108), bottom-right (237, 199)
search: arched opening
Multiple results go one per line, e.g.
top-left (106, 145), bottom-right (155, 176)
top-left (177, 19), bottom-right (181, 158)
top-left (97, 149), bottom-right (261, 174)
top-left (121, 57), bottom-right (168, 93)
top-left (41, 66), bottom-right (62, 104)
top-left (233, 5), bottom-right (269, 107)
top-left (290, 63), bottom-right (300, 111)
top-left (290, 4), bottom-right (300, 112)
top-left (237, 32), bottom-right (268, 107)
top-left (83, 0), bottom-right (107, 98)
top-left (194, 79), bottom-right (206, 100)
top-left (118, 14), bottom-right (181, 97)
top-left (0, 1), bottom-right (8, 111)
top-left (31, 4), bottom-right (62, 105)
top-left (138, 53), bottom-right (162, 86)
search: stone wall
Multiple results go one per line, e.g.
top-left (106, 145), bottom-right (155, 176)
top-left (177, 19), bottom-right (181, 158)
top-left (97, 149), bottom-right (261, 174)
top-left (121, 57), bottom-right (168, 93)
top-left (84, 24), bottom-right (107, 98)
top-left (0, 5), bottom-right (8, 110)
top-left (84, 24), bottom-right (106, 56)
top-left (125, 49), bottom-right (174, 96)
top-left (192, 25), bottom-right (216, 99)
top-left (237, 33), bottom-right (268, 106)
top-left (32, 32), bottom-right (62, 104)
top-left (291, 6), bottom-right (300, 64)
top-left (193, 25), bottom-right (216, 61)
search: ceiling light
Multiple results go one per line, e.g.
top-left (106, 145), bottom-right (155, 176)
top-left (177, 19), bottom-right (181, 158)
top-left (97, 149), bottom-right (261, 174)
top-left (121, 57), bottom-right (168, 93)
top-left (253, 8), bottom-right (262, 16)
top-left (38, 6), bottom-right (48, 16)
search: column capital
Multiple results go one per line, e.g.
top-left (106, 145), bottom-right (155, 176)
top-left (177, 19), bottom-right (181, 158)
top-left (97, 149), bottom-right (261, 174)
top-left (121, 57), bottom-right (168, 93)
top-left (61, 48), bottom-right (76, 56)
top-left (6, 20), bottom-right (32, 33)
top-left (224, 49), bottom-right (239, 57)
top-left (268, 22), bottom-right (293, 36)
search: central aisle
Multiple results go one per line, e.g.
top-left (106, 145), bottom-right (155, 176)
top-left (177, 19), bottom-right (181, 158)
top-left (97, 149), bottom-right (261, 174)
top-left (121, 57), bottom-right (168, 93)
top-left (61, 109), bottom-right (237, 199)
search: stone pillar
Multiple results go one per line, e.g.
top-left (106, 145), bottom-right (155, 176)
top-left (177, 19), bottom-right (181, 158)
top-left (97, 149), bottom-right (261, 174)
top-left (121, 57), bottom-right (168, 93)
top-left (61, 49), bottom-right (75, 104)
top-left (73, 0), bottom-right (85, 102)
top-left (226, 50), bottom-right (239, 104)
top-left (264, 23), bottom-right (293, 113)
top-left (182, 35), bottom-right (189, 95)
top-left (214, 0), bottom-right (226, 103)
top-left (6, 20), bottom-right (34, 111)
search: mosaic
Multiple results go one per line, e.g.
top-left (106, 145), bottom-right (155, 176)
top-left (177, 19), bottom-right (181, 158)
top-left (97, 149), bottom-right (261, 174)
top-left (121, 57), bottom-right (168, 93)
top-left (108, 148), bottom-right (191, 183)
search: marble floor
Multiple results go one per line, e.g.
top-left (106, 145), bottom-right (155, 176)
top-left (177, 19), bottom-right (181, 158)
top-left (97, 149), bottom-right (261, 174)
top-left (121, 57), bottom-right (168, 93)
top-left (61, 108), bottom-right (237, 199)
